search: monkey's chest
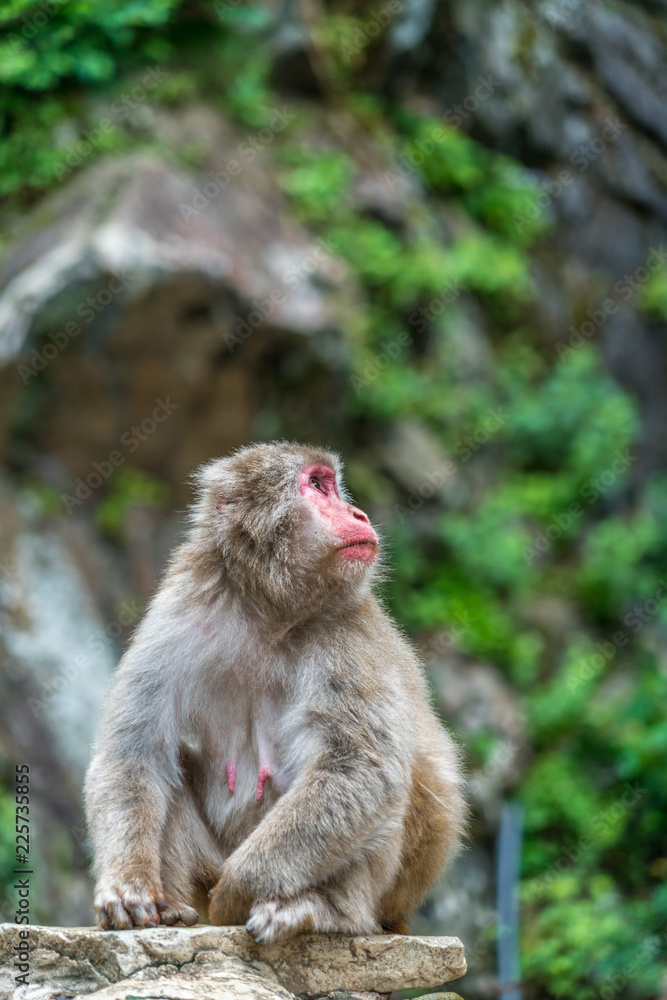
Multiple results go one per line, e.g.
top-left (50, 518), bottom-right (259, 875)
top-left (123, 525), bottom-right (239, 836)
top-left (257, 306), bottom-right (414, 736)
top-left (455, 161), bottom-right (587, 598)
top-left (201, 694), bottom-right (294, 839)
top-left (222, 719), bottom-right (292, 802)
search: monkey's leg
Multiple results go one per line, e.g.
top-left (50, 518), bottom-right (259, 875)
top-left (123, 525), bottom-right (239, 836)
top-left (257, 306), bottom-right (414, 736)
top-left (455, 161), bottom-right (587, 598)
top-left (378, 754), bottom-right (466, 928)
top-left (159, 759), bottom-right (228, 925)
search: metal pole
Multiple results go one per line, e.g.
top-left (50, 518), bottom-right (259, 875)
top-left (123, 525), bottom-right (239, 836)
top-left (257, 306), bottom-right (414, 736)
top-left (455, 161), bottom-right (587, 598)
top-left (497, 801), bottom-right (524, 1000)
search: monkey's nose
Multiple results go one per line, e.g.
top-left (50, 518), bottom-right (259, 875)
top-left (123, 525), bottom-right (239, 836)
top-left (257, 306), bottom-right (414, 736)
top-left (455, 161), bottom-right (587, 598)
top-left (350, 506), bottom-right (370, 523)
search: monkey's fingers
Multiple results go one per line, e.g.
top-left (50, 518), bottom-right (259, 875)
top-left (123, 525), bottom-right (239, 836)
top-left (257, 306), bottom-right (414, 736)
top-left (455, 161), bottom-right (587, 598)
top-left (97, 898), bottom-right (136, 930)
top-left (94, 882), bottom-right (161, 929)
top-left (131, 901), bottom-right (161, 927)
top-left (157, 899), bottom-right (199, 926)
top-left (247, 896), bottom-right (324, 944)
top-left (98, 902), bottom-right (132, 931)
top-left (246, 899), bottom-right (281, 943)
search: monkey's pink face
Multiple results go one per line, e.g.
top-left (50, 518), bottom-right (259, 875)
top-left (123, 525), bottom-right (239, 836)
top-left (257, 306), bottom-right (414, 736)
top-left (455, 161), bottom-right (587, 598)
top-left (299, 463), bottom-right (378, 566)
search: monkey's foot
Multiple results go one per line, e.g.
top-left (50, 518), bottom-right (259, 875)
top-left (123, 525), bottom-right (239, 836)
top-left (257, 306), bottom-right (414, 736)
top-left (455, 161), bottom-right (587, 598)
top-left (382, 920), bottom-right (410, 935)
top-left (247, 894), bottom-right (378, 944)
top-left (157, 897), bottom-right (200, 927)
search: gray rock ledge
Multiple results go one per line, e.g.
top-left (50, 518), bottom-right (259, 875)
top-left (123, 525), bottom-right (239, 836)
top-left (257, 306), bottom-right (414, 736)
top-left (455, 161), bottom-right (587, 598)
top-left (0, 923), bottom-right (466, 1000)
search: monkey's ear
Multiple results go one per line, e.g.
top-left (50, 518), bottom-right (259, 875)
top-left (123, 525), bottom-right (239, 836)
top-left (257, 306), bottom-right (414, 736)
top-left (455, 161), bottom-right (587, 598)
top-left (192, 459), bottom-right (237, 505)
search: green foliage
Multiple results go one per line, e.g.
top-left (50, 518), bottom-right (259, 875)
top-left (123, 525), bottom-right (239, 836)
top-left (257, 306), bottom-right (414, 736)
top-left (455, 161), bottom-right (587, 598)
top-left (397, 115), bottom-right (550, 245)
top-left (16, 477), bottom-right (63, 517)
top-left (640, 264), bottom-right (667, 319)
top-left (0, 0), bottom-right (275, 199)
top-left (383, 345), bottom-right (666, 999)
top-left (0, 0), bottom-right (181, 90)
top-left (279, 147), bottom-right (354, 222)
top-left (0, 790), bottom-right (16, 906)
top-left (278, 127), bottom-right (537, 319)
top-left (521, 875), bottom-right (664, 1000)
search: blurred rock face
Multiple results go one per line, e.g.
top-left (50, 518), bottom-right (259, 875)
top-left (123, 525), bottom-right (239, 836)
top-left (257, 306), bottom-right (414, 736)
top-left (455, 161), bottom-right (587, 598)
top-left (386, 0), bottom-right (667, 479)
top-left (0, 483), bottom-right (117, 923)
top-left (0, 153), bottom-right (352, 500)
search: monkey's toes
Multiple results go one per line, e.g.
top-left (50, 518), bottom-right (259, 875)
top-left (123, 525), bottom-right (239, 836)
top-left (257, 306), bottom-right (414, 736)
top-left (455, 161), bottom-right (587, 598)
top-left (157, 899), bottom-right (199, 926)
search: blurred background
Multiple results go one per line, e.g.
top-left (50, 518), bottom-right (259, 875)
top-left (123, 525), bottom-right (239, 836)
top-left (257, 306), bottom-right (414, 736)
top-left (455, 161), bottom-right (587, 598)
top-left (0, 1), bottom-right (666, 997)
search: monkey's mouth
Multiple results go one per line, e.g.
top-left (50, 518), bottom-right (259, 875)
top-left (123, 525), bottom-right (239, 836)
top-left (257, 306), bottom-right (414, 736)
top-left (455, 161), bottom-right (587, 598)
top-left (337, 540), bottom-right (378, 560)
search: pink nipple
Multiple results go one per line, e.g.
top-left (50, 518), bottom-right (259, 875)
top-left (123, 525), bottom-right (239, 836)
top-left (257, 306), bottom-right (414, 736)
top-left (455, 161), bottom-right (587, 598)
top-left (226, 760), bottom-right (236, 794)
top-left (256, 764), bottom-right (271, 801)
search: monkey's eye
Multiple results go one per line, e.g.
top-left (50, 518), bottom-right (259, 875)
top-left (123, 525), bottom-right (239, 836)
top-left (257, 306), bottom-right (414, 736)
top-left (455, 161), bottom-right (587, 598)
top-left (310, 477), bottom-right (324, 492)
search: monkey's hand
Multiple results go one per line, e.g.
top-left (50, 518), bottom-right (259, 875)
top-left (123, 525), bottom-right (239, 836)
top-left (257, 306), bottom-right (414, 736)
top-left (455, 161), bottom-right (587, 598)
top-left (246, 898), bottom-right (313, 944)
top-left (208, 859), bottom-right (380, 943)
top-left (94, 876), bottom-right (199, 930)
top-left (246, 895), bottom-right (379, 944)
top-left (208, 876), bottom-right (331, 943)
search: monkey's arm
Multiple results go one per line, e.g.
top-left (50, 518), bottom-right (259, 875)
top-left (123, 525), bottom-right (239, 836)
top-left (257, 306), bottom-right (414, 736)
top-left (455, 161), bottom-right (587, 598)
top-left (209, 712), bottom-right (409, 921)
top-left (84, 648), bottom-right (198, 930)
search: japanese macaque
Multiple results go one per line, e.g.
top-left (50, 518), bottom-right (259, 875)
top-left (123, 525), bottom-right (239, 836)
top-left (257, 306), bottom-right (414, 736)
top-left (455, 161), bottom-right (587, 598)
top-left (84, 442), bottom-right (465, 942)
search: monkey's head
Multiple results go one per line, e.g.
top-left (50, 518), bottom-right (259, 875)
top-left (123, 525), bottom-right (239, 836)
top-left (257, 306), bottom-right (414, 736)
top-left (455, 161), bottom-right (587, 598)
top-left (190, 442), bottom-right (380, 617)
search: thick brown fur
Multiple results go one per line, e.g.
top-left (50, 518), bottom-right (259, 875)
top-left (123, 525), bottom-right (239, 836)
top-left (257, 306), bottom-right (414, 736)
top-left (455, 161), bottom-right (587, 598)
top-left (84, 442), bottom-right (466, 941)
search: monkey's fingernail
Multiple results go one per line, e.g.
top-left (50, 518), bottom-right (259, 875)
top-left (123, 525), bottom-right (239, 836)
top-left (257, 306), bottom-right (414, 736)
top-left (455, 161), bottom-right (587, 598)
top-left (246, 922), bottom-right (254, 933)
top-left (255, 933), bottom-right (265, 943)
top-left (208, 888), bottom-right (214, 897)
